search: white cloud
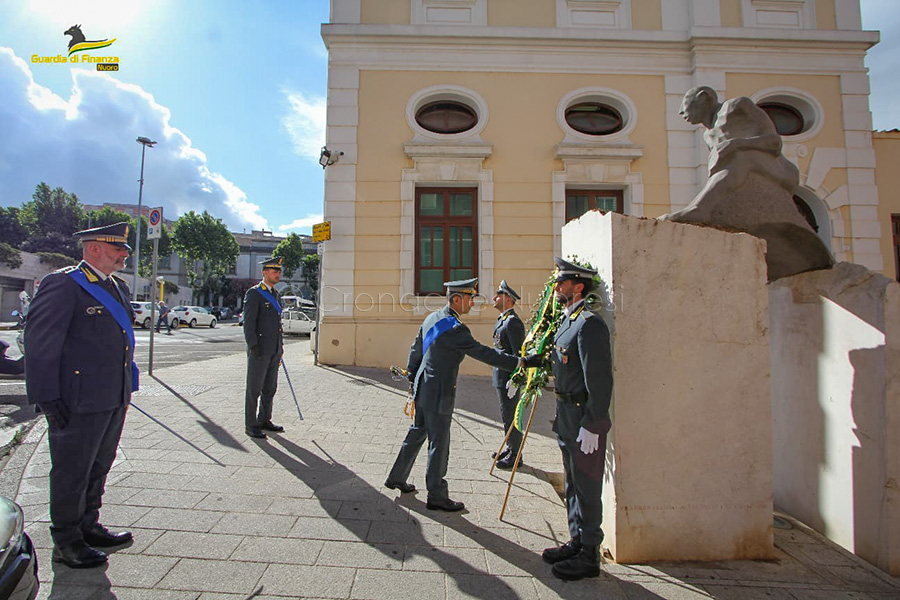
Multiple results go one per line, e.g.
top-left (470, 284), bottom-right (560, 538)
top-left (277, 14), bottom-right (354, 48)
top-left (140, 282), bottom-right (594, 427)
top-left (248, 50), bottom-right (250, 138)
top-left (277, 214), bottom-right (324, 234)
top-left (282, 90), bottom-right (326, 159)
top-left (0, 47), bottom-right (268, 230)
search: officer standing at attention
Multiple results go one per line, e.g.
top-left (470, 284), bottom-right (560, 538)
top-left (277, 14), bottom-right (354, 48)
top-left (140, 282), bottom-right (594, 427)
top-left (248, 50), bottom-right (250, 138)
top-left (243, 256), bottom-right (285, 439)
top-left (385, 278), bottom-right (535, 511)
top-left (541, 257), bottom-right (613, 581)
top-left (491, 280), bottom-right (526, 469)
top-left (25, 222), bottom-right (137, 569)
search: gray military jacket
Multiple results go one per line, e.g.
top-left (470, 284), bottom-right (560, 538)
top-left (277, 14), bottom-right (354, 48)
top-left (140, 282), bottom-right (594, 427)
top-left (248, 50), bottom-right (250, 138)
top-left (551, 302), bottom-right (613, 432)
top-left (491, 308), bottom-right (525, 388)
top-left (408, 305), bottom-right (519, 415)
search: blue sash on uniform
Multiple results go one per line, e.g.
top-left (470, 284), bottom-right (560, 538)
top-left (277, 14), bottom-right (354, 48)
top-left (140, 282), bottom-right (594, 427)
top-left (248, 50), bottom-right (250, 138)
top-left (256, 287), bottom-right (282, 315)
top-left (422, 315), bottom-right (459, 354)
top-left (68, 269), bottom-right (139, 392)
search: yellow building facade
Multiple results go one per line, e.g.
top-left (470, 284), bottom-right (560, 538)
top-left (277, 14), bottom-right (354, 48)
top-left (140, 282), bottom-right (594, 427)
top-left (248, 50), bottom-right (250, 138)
top-left (319, 0), bottom-right (898, 370)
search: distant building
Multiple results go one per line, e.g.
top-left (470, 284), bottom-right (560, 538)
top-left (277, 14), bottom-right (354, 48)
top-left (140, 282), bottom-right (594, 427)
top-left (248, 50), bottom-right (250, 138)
top-left (82, 204), bottom-right (319, 305)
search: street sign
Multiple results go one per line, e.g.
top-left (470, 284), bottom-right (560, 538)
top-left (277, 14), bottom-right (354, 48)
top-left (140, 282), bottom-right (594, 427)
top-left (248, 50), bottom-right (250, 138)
top-left (147, 207), bottom-right (163, 239)
top-left (312, 221), bottom-right (331, 242)
top-left (317, 243), bottom-right (324, 255)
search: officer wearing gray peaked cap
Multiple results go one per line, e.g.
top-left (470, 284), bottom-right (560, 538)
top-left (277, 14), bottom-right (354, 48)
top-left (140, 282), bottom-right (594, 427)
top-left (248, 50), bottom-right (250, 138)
top-left (444, 277), bottom-right (478, 295)
top-left (73, 221), bottom-right (132, 250)
top-left (554, 257), bottom-right (597, 282)
top-left (386, 274), bottom-right (538, 512)
top-left (497, 279), bottom-right (520, 301)
top-left (259, 256), bottom-right (284, 270)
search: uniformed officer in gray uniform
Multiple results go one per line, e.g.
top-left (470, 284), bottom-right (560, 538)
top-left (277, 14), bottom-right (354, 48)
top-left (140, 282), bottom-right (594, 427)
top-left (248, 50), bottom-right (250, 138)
top-left (385, 278), bottom-right (528, 511)
top-left (243, 256), bottom-right (285, 439)
top-left (26, 222), bottom-right (137, 568)
top-left (491, 280), bottom-right (526, 469)
top-left (541, 257), bottom-right (613, 581)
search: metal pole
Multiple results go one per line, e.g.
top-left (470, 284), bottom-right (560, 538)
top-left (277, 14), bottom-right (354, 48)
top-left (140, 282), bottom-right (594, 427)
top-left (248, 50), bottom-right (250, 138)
top-left (149, 237), bottom-right (159, 375)
top-left (133, 143), bottom-right (146, 299)
top-left (313, 245), bottom-right (323, 366)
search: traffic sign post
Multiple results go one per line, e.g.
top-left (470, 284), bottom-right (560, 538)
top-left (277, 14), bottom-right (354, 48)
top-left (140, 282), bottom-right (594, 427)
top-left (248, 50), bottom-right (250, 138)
top-left (147, 208), bottom-right (162, 374)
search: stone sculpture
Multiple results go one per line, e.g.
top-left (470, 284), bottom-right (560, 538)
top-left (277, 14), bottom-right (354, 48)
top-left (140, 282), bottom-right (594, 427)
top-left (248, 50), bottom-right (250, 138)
top-left (660, 86), bottom-right (833, 280)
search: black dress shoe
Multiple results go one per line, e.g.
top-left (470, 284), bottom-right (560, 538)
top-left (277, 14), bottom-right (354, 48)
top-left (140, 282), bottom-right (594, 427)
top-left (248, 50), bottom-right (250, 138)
top-left (491, 449), bottom-right (510, 460)
top-left (52, 541), bottom-right (108, 569)
top-left (384, 480), bottom-right (416, 493)
top-left (551, 546), bottom-right (601, 580)
top-left (426, 497), bottom-right (465, 512)
top-left (246, 428), bottom-right (267, 439)
top-left (496, 454), bottom-right (521, 470)
top-left (83, 524), bottom-right (132, 547)
top-left (542, 538), bottom-right (582, 564)
top-left (260, 422), bottom-right (284, 432)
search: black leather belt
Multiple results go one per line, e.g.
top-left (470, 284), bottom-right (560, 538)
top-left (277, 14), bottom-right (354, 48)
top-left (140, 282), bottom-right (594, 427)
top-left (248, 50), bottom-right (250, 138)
top-left (555, 391), bottom-right (587, 406)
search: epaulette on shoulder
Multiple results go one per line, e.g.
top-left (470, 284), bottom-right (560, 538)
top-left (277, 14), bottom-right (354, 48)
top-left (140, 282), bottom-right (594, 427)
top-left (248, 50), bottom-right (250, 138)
top-left (57, 265), bottom-right (78, 274)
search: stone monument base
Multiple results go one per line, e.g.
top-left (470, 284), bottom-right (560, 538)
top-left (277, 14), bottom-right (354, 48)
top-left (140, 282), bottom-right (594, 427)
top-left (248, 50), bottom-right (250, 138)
top-left (770, 262), bottom-right (900, 575)
top-left (562, 211), bottom-right (774, 562)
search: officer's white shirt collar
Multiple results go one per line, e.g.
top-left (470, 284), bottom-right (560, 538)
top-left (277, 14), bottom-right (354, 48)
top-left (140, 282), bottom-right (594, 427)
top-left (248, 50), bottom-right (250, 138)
top-left (563, 298), bottom-right (585, 318)
top-left (83, 260), bottom-right (109, 281)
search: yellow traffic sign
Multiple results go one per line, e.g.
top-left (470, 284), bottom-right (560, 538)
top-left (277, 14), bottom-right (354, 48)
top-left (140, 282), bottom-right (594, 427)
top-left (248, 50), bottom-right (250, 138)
top-left (312, 221), bottom-right (331, 242)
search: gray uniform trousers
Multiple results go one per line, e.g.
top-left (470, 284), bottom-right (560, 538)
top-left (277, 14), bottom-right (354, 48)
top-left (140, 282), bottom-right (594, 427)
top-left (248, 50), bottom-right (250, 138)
top-left (48, 405), bottom-right (127, 546)
top-left (245, 350), bottom-right (280, 429)
top-left (386, 403), bottom-right (453, 500)
top-left (495, 386), bottom-right (523, 456)
top-left (554, 402), bottom-right (611, 547)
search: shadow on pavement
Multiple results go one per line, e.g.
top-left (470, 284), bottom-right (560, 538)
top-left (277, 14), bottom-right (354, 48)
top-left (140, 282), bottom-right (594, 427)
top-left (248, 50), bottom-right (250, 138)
top-left (149, 375), bottom-right (246, 452)
top-left (259, 434), bottom-right (607, 600)
top-left (45, 562), bottom-right (115, 599)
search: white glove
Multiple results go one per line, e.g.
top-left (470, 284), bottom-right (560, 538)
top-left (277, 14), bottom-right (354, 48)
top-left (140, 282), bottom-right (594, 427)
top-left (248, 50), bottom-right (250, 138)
top-left (505, 380), bottom-right (518, 399)
top-left (576, 427), bottom-right (600, 454)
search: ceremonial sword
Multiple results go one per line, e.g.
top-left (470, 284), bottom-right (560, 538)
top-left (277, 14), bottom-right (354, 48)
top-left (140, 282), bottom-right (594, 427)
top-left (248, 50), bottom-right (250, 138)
top-left (281, 359), bottom-right (304, 420)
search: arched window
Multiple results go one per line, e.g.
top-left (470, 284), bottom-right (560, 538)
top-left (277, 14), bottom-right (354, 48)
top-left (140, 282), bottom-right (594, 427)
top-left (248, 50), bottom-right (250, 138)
top-left (415, 101), bottom-right (478, 135)
top-left (564, 103), bottom-right (623, 136)
top-left (761, 103), bottom-right (805, 136)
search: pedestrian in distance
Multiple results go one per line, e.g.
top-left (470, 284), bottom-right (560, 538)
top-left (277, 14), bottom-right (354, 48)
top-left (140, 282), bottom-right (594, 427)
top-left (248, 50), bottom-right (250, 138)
top-left (25, 222), bottom-right (138, 569)
top-left (156, 300), bottom-right (172, 334)
top-left (540, 257), bottom-right (613, 581)
top-left (385, 277), bottom-right (538, 512)
top-left (490, 280), bottom-right (526, 470)
top-left (243, 256), bottom-right (285, 439)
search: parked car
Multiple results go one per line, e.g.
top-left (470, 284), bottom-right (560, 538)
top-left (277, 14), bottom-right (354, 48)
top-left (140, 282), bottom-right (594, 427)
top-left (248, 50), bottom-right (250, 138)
top-left (130, 302), bottom-right (177, 329)
top-left (0, 495), bottom-right (39, 600)
top-left (172, 306), bottom-right (217, 328)
top-left (206, 306), bottom-right (234, 320)
top-left (282, 309), bottom-right (315, 336)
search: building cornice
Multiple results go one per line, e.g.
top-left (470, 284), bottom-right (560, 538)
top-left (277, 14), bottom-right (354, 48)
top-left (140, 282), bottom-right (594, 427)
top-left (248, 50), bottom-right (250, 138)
top-left (322, 23), bottom-right (879, 51)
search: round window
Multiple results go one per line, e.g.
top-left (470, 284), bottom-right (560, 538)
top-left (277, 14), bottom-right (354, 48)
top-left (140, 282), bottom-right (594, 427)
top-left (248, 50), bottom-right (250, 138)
top-left (760, 102), bottom-right (805, 136)
top-left (564, 102), bottom-right (623, 136)
top-left (415, 101), bottom-right (478, 135)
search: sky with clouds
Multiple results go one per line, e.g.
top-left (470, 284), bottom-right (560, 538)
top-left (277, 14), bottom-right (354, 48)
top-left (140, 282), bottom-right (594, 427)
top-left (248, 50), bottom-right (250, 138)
top-left (0, 1), bottom-right (897, 235)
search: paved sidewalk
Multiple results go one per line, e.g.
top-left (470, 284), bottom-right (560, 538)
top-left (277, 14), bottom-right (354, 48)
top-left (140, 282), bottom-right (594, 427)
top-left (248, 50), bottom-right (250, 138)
top-left (2, 341), bottom-right (899, 599)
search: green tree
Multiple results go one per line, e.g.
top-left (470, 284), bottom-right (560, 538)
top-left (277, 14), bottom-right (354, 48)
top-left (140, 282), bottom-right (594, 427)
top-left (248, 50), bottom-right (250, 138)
top-left (19, 183), bottom-right (85, 259)
top-left (171, 211), bottom-right (239, 295)
top-left (301, 254), bottom-right (320, 292)
top-left (273, 233), bottom-right (304, 278)
top-left (0, 207), bottom-right (27, 248)
top-left (0, 243), bottom-right (22, 269)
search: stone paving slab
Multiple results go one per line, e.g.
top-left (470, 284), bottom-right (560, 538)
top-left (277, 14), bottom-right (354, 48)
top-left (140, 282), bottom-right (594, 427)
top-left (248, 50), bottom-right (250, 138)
top-left (3, 340), bottom-right (899, 599)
